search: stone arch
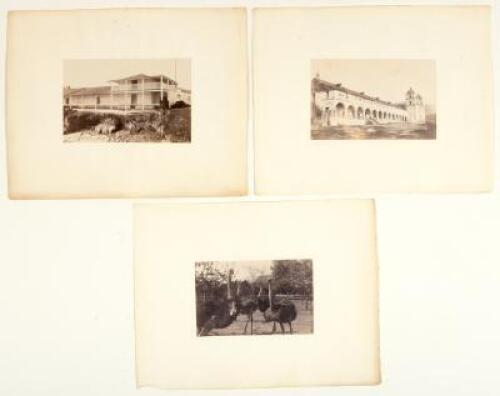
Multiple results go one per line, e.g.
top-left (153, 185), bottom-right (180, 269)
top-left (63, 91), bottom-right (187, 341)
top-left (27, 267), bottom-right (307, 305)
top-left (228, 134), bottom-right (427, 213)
top-left (335, 102), bottom-right (345, 119)
top-left (372, 109), bottom-right (377, 118)
top-left (357, 107), bottom-right (364, 119)
top-left (365, 108), bottom-right (371, 119)
top-left (378, 110), bottom-right (383, 119)
top-left (323, 107), bottom-right (331, 126)
top-left (346, 105), bottom-right (355, 119)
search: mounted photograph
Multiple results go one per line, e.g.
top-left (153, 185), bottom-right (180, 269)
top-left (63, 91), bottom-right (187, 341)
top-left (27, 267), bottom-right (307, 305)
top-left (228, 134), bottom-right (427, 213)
top-left (63, 59), bottom-right (191, 142)
top-left (195, 259), bottom-right (313, 336)
top-left (311, 59), bottom-right (436, 140)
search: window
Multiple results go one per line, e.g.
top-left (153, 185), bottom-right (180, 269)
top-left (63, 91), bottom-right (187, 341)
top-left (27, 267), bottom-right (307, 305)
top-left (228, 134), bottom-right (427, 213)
top-left (152, 92), bottom-right (161, 104)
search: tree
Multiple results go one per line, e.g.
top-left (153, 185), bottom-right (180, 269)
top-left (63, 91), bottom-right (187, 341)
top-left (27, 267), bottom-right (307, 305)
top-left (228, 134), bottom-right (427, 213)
top-left (271, 259), bottom-right (313, 295)
top-left (195, 262), bottom-right (229, 301)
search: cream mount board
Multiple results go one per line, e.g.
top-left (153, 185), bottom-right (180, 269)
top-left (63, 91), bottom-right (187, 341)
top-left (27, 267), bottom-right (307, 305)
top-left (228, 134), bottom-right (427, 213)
top-left (253, 6), bottom-right (493, 195)
top-left (134, 200), bottom-right (380, 389)
top-left (6, 8), bottom-right (247, 199)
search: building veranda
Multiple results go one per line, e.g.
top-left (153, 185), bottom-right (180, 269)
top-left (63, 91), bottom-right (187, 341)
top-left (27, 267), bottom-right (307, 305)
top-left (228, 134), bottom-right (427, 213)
top-left (311, 77), bottom-right (425, 128)
top-left (64, 73), bottom-right (191, 113)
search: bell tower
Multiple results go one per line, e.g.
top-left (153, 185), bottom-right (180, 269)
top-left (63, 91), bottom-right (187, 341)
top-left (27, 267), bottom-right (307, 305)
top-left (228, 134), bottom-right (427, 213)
top-left (405, 87), bottom-right (426, 123)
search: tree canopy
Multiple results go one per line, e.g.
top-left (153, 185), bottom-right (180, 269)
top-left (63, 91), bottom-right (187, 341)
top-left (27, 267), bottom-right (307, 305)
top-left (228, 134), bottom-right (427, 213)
top-left (271, 259), bottom-right (313, 295)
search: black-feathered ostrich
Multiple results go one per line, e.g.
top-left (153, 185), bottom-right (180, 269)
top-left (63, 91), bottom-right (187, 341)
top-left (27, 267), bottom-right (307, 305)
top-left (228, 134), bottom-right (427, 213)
top-left (257, 285), bottom-right (270, 318)
top-left (234, 281), bottom-right (258, 335)
top-left (262, 279), bottom-right (297, 334)
top-left (196, 270), bottom-right (239, 336)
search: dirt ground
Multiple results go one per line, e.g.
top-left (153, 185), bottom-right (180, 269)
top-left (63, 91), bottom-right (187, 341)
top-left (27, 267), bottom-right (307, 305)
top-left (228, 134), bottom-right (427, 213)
top-left (63, 129), bottom-right (173, 143)
top-left (311, 121), bottom-right (436, 140)
top-left (206, 300), bottom-right (314, 337)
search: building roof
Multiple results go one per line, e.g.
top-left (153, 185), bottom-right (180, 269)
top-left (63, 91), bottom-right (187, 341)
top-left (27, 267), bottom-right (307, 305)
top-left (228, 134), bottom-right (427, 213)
top-left (65, 86), bottom-right (111, 96)
top-left (108, 73), bottom-right (177, 85)
top-left (312, 77), bottom-right (405, 109)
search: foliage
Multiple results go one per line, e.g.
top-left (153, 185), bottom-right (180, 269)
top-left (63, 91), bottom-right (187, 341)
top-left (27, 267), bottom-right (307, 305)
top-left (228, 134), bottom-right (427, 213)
top-left (195, 262), bottom-right (233, 301)
top-left (64, 110), bottom-right (124, 134)
top-left (271, 259), bottom-right (313, 295)
top-left (170, 100), bottom-right (190, 109)
top-left (161, 108), bottom-right (191, 142)
top-left (63, 108), bottom-right (191, 142)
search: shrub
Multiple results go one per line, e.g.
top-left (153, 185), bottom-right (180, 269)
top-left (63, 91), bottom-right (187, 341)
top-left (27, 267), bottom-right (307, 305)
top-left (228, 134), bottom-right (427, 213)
top-left (170, 101), bottom-right (190, 109)
top-left (162, 108), bottom-right (191, 142)
top-left (64, 111), bottom-right (103, 134)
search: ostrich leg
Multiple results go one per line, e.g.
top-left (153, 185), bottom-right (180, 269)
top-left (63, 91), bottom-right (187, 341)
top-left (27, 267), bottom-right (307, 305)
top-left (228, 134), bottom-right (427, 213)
top-left (279, 322), bottom-right (285, 334)
top-left (272, 321), bottom-right (276, 333)
top-left (289, 322), bottom-right (293, 334)
top-left (250, 313), bottom-right (253, 335)
top-left (244, 317), bottom-right (249, 334)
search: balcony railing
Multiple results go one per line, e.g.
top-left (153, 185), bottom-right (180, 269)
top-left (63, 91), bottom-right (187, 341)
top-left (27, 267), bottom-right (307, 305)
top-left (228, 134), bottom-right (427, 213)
top-left (112, 82), bottom-right (177, 91)
top-left (65, 104), bottom-right (160, 111)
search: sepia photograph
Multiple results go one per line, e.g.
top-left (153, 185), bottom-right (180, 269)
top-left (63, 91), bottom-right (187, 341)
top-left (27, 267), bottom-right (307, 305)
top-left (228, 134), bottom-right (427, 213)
top-left (195, 259), bottom-right (313, 336)
top-left (311, 59), bottom-right (436, 140)
top-left (63, 59), bottom-right (191, 142)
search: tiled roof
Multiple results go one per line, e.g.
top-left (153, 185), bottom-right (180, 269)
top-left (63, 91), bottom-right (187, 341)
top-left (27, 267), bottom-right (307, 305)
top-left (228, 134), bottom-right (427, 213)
top-left (312, 77), bottom-right (405, 109)
top-left (66, 86), bottom-right (111, 96)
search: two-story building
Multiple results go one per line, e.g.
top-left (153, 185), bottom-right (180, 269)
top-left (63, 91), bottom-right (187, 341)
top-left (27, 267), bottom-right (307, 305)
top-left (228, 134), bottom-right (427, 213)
top-left (64, 73), bottom-right (191, 111)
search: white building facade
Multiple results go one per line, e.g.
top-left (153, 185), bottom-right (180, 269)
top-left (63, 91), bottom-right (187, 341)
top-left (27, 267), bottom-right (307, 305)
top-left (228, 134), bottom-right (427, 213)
top-left (312, 77), bottom-right (425, 127)
top-left (64, 73), bottom-right (191, 112)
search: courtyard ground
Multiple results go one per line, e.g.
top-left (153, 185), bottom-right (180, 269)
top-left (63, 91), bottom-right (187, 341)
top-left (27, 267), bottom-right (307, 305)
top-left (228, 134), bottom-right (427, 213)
top-left (206, 300), bottom-right (314, 337)
top-left (311, 121), bottom-right (436, 140)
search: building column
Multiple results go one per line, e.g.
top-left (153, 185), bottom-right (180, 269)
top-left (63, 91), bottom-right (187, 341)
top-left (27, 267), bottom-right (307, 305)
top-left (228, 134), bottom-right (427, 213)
top-left (160, 75), bottom-right (163, 102)
top-left (142, 78), bottom-right (145, 110)
top-left (142, 79), bottom-right (145, 110)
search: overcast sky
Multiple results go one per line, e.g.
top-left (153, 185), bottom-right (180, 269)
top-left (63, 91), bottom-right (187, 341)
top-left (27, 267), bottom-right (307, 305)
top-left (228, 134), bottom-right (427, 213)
top-left (312, 59), bottom-right (435, 106)
top-left (64, 59), bottom-right (190, 89)
top-left (210, 260), bottom-right (273, 282)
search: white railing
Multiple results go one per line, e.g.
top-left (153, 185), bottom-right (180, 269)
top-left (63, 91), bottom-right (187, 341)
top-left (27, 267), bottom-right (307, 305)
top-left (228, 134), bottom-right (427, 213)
top-left (112, 82), bottom-right (177, 91)
top-left (66, 104), bottom-right (159, 111)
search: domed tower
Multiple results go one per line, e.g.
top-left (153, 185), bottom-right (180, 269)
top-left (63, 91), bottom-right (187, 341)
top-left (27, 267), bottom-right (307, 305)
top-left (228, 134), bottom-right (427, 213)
top-left (405, 88), bottom-right (426, 123)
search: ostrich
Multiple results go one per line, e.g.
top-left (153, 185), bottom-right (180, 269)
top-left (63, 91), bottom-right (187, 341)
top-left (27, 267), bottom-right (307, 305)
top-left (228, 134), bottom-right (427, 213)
top-left (234, 281), bottom-right (258, 335)
top-left (257, 285), bottom-right (270, 320)
top-left (196, 270), bottom-right (239, 336)
top-left (263, 280), bottom-right (297, 334)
